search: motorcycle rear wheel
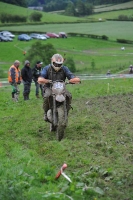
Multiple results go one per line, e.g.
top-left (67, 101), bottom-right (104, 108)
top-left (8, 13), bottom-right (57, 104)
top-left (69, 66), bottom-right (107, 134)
top-left (56, 105), bottom-right (67, 141)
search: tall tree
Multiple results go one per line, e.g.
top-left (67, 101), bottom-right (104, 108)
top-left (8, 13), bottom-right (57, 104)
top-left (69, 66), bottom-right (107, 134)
top-left (43, 0), bottom-right (68, 12)
top-left (65, 2), bottom-right (76, 16)
top-left (76, 0), bottom-right (86, 16)
top-left (25, 41), bottom-right (56, 67)
top-left (27, 0), bottom-right (45, 6)
top-left (85, 3), bottom-right (94, 15)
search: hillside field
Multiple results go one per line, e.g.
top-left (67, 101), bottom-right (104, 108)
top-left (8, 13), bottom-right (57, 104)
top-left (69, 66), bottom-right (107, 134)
top-left (0, 21), bottom-right (133, 41)
top-left (0, 78), bottom-right (133, 199)
top-left (94, 1), bottom-right (133, 13)
top-left (0, 2), bottom-right (87, 23)
top-left (0, 36), bottom-right (133, 76)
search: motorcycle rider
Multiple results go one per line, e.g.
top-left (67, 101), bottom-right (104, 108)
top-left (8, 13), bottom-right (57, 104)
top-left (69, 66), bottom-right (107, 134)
top-left (38, 53), bottom-right (80, 121)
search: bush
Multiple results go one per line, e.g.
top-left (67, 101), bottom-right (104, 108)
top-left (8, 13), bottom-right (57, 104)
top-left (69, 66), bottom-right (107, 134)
top-left (102, 35), bottom-right (108, 40)
top-left (118, 15), bottom-right (129, 21)
top-left (29, 12), bottom-right (42, 22)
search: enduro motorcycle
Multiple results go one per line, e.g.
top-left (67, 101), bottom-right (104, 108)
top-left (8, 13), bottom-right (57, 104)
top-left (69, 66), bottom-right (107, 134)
top-left (46, 78), bottom-right (80, 141)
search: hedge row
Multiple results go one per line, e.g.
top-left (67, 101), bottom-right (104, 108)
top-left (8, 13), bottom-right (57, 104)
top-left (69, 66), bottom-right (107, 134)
top-left (0, 19), bottom-right (104, 27)
top-left (67, 32), bottom-right (108, 40)
top-left (117, 38), bottom-right (133, 44)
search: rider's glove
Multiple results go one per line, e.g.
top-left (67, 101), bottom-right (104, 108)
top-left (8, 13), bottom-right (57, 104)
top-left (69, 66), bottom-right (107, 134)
top-left (48, 80), bottom-right (52, 83)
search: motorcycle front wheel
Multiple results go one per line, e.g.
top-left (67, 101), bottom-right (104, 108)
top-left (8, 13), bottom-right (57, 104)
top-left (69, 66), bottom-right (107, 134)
top-left (50, 123), bottom-right (57, 132)
top-left (56, 105), bottom-right (67, 141)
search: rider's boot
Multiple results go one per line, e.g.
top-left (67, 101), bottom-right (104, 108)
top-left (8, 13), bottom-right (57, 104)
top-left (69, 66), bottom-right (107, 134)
top-left (44, 112), bottom-right (48, 121)
top-left (43, 97), bottom-right (49, 121)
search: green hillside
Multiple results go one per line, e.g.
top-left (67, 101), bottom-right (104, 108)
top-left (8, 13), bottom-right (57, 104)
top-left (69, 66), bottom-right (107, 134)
top-left (94, 0), bottom-right (133, 13)
top-left (0, 36), bottom-right (133, 76)
top-left (1, 1), bottom-right (133, 24)
top-left (88, 1), bottom-right (133, 20)
top-left (0, 2), bottom-right (87, 23)
top-left (89, 8), bottom-right (133, 20)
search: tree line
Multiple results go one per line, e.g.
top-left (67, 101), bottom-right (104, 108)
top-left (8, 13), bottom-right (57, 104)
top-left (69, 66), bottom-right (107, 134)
top-left (0, 0), bottom-right (131, 8)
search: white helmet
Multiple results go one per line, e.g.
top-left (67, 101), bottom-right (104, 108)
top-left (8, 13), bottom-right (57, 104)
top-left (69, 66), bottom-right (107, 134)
top-left (51, 54), bottom-right (64, 72)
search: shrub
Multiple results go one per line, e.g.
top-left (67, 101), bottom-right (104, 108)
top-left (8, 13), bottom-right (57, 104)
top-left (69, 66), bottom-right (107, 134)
top-left (102, 35), bottom-right (108, 40)
top-left (29, 12), bottom-right (42, 22)
top-left (118, 15), bottom-right (129, 21)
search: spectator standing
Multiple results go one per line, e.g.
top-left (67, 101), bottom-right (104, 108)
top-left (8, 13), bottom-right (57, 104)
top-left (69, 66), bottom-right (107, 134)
top-left (8, 60), bottom-right (22, 102)
top-left (32, 61), bottom-right (43, 98)
top-left (129, 65), bottom-right (133, 74)
top-left (106, 70), bottom-right (111, 76)
top-left (21, 60), bottom-right (32, 100)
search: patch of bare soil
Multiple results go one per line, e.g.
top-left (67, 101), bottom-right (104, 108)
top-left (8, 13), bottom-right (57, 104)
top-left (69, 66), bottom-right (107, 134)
top-left (86, 94), bottom-right (133, 135)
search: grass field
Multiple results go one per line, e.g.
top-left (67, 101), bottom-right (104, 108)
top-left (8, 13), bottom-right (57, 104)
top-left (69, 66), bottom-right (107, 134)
top-left (0, 21), bottom-right (132, 41)
top-left (1, 78), bottom-right (133, 200)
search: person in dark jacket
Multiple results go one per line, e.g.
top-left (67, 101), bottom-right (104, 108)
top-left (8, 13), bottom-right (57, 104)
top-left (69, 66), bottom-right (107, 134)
top-left (32, 61), bottom-right (43, 98)
top-left (129, 65), bottom-right (133, 74)
top-left (21, 60), bottom-right (32, 100)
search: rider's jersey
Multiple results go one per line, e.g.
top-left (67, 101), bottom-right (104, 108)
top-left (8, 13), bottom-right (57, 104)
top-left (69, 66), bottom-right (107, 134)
top-left (40, 65), bottom-right (75, 82)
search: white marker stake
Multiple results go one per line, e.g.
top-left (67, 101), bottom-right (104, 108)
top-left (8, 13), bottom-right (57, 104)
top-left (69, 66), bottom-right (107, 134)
top-left (55, 163), bottom-right (72, 183)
